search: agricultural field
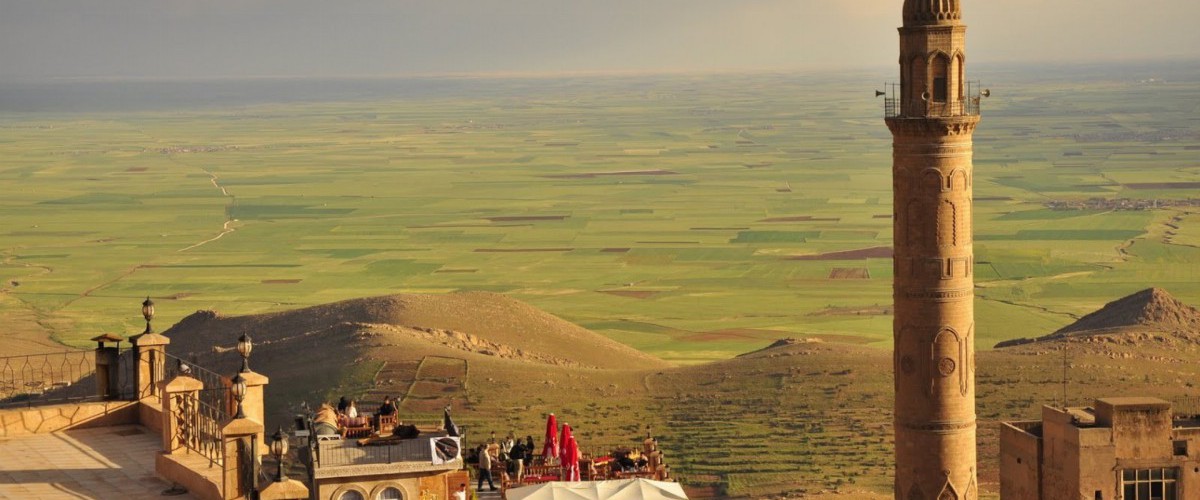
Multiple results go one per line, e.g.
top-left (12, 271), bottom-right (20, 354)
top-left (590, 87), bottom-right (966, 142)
top-left (1, 63), bottom-right (1199, 361)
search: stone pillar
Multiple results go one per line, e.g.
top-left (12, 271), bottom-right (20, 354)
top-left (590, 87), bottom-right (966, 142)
top-left (259, 479), bottom-right (309, 500)
top-left (91, 335), bottom-right (123, 400)
top-left (221, 417), bottom-right (264, 500)
top-left (240, 370), bottom-right (270, 453)
top-left (161, 375), bottom-right (203, 453)
top-left (132, 332), bottom-right (171, 400)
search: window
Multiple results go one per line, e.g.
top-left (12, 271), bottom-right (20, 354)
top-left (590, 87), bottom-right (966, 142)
top-left (931, 55), bottom-right (950, 103)
top-left (378, 487), bottom-right (403, 500)
top-left (1121, 468), bottom-right (1177, 500)
top-left (1174, 440), bottom-right (1188, 456)
top-left (339, 491), bottom-right (365, 500)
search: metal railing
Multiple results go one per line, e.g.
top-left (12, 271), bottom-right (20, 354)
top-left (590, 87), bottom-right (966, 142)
top-left (164, 353), bottom-right (231, 422)
top-left (315, 437), bottom-right (441, 468)
top-left (885, 98), bottom-right (981, 118)
top-left (0, 350), bottom-right (97, 408)
top-left (172, 393), bottom-right (226, 466)
top-left (880, 81), bottom-right (985, 118)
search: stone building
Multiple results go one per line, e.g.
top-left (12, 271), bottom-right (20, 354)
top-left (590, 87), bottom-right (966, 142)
top-left (884, 0), bottom-right (987, 498)
top-left (1000, 397), bottom-right (1200, 500)
top-left (310, 435), bottom-right (468, 500)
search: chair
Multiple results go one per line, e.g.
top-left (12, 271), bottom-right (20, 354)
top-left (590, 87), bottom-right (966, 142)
top-left (376, 414), bottom-right (397, 435)
top-left (341, 416), bottom-right (372, 439)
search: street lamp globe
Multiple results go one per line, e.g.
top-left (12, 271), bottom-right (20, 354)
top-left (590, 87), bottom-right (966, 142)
top-left (231, 373), bottom-right (247, 419)
top-left (236, 333), bottom-right (253, 372)
top-left (271, 427), bottom-right (289, 482)
top-left (141, 297), bottom-right (155, 334)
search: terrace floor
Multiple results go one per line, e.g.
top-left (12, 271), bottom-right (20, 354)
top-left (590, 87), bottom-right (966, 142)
top-left (0, 424), bottom-right (195, 499)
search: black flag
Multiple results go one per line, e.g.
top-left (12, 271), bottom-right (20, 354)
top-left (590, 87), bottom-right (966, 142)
top-left (443, 406), bottom-right (460, 437)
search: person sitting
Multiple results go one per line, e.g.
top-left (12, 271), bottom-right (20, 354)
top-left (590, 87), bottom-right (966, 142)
top-left (377, 396), bottom-right (396, 417)
top-left (313, 403), bottom-right (340, 436)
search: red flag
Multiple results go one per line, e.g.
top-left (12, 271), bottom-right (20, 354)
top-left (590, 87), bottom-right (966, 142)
top-left (541, 413), bottom-right (559, 463)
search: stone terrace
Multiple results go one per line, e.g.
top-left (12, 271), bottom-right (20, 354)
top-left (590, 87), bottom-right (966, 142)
top-left (0, 424), bottom-right (195, 499)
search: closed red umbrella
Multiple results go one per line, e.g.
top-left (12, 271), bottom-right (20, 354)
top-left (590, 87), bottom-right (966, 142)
top-left (558, 423), bottom-right (573, 465)
top-left (541, 413), bottom-right (559, 464)
top-left (563, 435), bottom-right (580, 481)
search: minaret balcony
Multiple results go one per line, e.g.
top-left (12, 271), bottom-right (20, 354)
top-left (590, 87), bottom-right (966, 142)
top-left (880, 82), bottom-right (986, 119)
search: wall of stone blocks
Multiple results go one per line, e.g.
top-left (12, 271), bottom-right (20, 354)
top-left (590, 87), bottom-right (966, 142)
top-left (0, 401), bottom-right (138, 437)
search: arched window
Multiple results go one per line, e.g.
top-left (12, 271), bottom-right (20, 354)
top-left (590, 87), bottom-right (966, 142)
top-left (932, 54), bottom-right (950, 103)
top-left (339, 491), bottom-right (365, 500)
top-left (378, 487), bottom-right (403, 500)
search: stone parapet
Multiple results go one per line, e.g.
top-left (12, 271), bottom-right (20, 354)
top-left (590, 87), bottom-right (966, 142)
top-left (156, 450), bottom-right (223, 500)
top-left (222, 417), bottom-right (264, 500)
top-left (0, 401), bottom-right (137, 437)
top-left (131, 332), bottom-right (170, 400)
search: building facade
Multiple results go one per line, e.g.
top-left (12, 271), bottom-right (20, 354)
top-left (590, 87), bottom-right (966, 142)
top-left (1000, 397), bottom-right (1200, 500)
top-left (310, 434), bottom-right (467, 500)
top-left (885, 0), bottom-right (983, 499)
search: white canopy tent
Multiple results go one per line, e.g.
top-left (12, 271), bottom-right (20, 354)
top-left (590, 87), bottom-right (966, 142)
top-left (505, 479), bottom-right (689, 500)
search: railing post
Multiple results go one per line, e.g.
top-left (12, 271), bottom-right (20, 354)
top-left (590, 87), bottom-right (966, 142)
top-left (222, 417), bottom-right (264, 500)
top-left (240, 370), bottom-right (270, 454)
top-left (161, 375), bottom-right (203, 454)
top-left (90, 335), bottom-right (123, 400)
top-left (131, 332), bottom-right (171, 400)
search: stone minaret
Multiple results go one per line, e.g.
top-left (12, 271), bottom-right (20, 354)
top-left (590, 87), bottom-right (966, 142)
top-left (885, 0), bottom-right (982, 499)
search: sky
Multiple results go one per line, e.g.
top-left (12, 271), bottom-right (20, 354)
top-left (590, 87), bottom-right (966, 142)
top-left (1, 0), bottom-right (1199, 79)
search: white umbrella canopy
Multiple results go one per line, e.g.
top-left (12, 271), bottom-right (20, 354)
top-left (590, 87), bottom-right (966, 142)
top-left (609, 479), bottom-right (688, 500)
top-left (506, 479), bottom-right (689, 500)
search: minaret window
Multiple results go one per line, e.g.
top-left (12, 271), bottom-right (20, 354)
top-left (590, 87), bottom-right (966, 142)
top-left (932, 55), bottom-right (950, 103)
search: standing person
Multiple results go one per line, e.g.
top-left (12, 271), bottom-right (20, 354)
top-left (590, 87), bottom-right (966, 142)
top-left (524, 436), bottom-right (535, 464)
top-left (509, 439), bottom-right (526, 482)
top-left (501, 432), bottom-right (515, 461)
top-left (347, 400), bottom-right (359, 419)
top-left (477, 445), bottom-right (497, 491)
top-left (336, 396), bottom-right (349, 414)
top-left (486, 433), bottom-right (500, 462)
top-left (453, 483), bottom-right (467, 500)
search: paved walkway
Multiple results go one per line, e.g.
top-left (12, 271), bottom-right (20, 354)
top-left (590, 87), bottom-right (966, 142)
top-left (0, 424), bottom-right (195, 499)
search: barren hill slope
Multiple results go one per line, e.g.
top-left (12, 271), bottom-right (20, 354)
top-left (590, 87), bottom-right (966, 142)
top-left (148, 289), bottom-right (1200, 499)
top-left (1055, 287), bottom-right (1200, 336)
top-left (162, 291), bottom-right (666, 371)
top-left (995, 287), bottom-right (1200, 348)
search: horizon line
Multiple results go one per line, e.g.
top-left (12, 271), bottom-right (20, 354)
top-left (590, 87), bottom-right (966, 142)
top-left (2, 55), bottom-right (1198, 84)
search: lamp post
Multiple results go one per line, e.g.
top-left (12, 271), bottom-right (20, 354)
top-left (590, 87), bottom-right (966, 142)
top-left (142, 297), bottom-right (155, 334)
top-left (271, 427), bottom-right (289, 482)
top-left (231, 373), bottom-right (247, 419)
top-left (237, 333), bottom-right (252, 373)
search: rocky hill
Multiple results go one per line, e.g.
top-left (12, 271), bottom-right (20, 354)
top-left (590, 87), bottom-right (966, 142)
top-left (1055, 287), bottom-right (1200, 335)
top-left (995, 287), bottom-right (1200, 348)
top-left (162, 291), bottom-right (666, 372)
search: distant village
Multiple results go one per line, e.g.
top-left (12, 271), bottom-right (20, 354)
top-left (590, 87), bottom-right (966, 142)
top-left (1046, 197), bottom-right (1200, 211)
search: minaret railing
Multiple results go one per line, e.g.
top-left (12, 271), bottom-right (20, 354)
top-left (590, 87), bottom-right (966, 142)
top-left (881, 81), bottom-right (984, 118)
